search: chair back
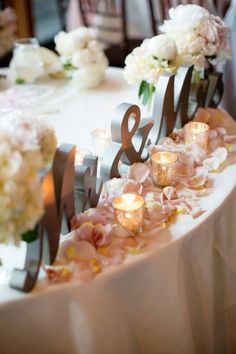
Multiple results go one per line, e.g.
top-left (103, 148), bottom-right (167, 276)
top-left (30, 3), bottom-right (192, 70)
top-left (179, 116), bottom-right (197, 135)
top-left (150, 0), bottom-right (231, 34)
top-left (78, 0), bottom-right (128, 51)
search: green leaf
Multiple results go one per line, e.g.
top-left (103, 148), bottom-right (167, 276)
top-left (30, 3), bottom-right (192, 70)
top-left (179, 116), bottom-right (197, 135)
top-left (138, 80), bottom-right (155, 108)
top-left (63, 62), bottom-right (77, 71)
top-left (15, 77), bottom-right (25, 84)
top-left (22, 225), bottom-right (38, 243)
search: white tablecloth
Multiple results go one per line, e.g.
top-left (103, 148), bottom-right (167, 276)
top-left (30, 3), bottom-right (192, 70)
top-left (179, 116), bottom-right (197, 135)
top-left (0, 68), bottom-right (236, 354)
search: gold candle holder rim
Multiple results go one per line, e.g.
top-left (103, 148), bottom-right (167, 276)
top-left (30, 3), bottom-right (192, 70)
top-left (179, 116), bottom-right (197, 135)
top-left (184, 121), bottom-right (209, 134)
top-left (151, 151), bottom-right (179, 165)
top-left (112, 193), bottom-right (144, 212)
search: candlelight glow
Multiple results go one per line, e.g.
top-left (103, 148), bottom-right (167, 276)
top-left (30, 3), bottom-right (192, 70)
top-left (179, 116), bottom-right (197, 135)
top-left (184, 121), bottom-right (209, 149)
top-left (151, 151), bottom-right (178, 187)
top-left (112, 193), bottom-right (144, 233)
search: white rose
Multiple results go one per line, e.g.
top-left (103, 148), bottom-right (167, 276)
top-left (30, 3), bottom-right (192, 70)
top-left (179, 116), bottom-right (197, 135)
top-left (148, 34), bottom-right (177, 61)
top-left (159, 4), bottom-right (209, 34)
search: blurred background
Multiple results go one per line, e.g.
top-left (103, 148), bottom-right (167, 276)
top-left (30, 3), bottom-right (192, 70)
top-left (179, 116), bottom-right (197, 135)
top-left (0, 0), bottom-right (232, 67)
top-left (0, 0), bottom-right (234, 116)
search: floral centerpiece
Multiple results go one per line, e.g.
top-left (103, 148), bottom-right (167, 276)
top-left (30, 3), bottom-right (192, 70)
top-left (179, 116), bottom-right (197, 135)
top-left (124, 4), bottom-right (231, 108)
top-left (160, 4), bottom-right (231, 79)
top-left (0, 111), bottom-right (57, 244)
top-left (124, 34), bottom-right (178, 108)
top-left (54, 27), bottom-right (108, 89)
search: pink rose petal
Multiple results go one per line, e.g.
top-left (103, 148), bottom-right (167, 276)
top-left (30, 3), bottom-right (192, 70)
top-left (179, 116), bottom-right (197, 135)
top-left (58, 239), bottom-right (98, 262)
top-left (127, 162), bottom-right (150, 184)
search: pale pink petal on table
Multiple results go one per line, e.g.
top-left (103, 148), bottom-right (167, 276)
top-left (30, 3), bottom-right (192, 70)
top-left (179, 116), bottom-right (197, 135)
top-left (97, 243), bottom-right (126, 266)
top-left (208, 137), bottom-right (224, 151)
top-left (101, 178), bottom-right (127, 201)
top-left (101, 177), bottom-right (142, 203)
top-left (122, 179), bottom-right (143, 195)
top-left (186, 142), bottom-right (207, 165)
top-left (144, 205), bottom-right (175, 226)
top-left (86, 207), bottom-right (113, 224)
top-left (110, 224), bottom-right (133, 238)
top-left (127, 162), bottom-right (150, 183)
top-left (216, 127), bottom-right (227, 136)
top-left (143, 176), bottom-right (155, 188)
top-left (178, 151), bottom-right (194, 168)
top-left (208, 129), bottom-right (218, 140)
top-left (74, 222), bottom-right (112, 248)
top-left (71, 213), bottom-right (89, 229)
top-left (169, 130), bottom-right (184, 143)
top-left (194, 108), bottom-right (224, 129)
top-left (224, 135), bottom-right (236, 144)
top-left (43, 264), bottom-right (73, 283)
top-left (161, 186), bottom-right (178, 201)
top-left (58, 239), bottom-right (98, 262)
top-left (70, 261), bottom-right (101, 282)
top-left (179, 201), bottom-right (205, 219)
top-left (203, 147), bottom-right (227, 171)
top-left (187, 166), bottom-right (208, 188)
top-left (118, 236), bottom-right (146, 251)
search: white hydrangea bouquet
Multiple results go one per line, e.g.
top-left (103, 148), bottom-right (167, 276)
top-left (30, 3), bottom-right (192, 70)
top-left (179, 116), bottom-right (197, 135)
top-left (54, 27), bottom-right (108, 89)
top-left (0, 111), bottom-right (57, 244)
top-left (124, 4), bottom-right (231, 108)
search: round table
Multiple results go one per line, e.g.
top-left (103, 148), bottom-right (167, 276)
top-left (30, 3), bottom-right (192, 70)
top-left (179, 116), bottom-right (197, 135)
top-left (1, 67), bottom-right (236, 354)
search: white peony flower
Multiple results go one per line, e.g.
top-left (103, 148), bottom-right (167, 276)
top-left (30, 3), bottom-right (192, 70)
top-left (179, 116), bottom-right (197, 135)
top-left (54, 27), bottom-right (95, 57)
top-left (124, 38), bottom-right (177, 86)
top-left (71, 48), bottom-right (95, 67)
top-left (159, 4), bottom-right (209, 34)
top-left (148, 34), bottom-right (177, 61)
top-left (72, 62), bottom-right (106, 89)
top-left (55, 28), bottom-right (108, 89)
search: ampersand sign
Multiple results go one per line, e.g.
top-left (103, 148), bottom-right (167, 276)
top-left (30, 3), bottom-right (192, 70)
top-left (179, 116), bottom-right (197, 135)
top-left (100, 103), bottom-right (153, 180)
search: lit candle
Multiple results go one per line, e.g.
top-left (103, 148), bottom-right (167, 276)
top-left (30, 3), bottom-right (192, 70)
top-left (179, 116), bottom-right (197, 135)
top-left (91, 128), bottom-right (111, 158)
top-left (151, 151), bottom-right (178, 187)
top-left (112, 193), bottom-right (144, 233)
top-left (75, 149), bottom-right (91, 165)
top-left (184, 121), bottom-right (209, 149)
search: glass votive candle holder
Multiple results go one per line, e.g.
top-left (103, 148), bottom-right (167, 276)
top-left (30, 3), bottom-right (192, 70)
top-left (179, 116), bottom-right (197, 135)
top-left (151, 151), bottom-right (178, 187)
top-left (13, 37), bottom-right (44, 83)
top-left (91, 128), bottom-right (111, 159)
top-left (112, 193), bottom-right (144, 234)
top-left (184, 121), bottom-right (209, 149)
top-left (75, 148), bottom-right (92, 165)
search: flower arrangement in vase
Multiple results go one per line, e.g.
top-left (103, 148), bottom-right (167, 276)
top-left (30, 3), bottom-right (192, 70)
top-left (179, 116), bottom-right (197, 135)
top-left (124, 4), bottom-right (231, 111)
top-left (54, 27), bottom-right (108, 89)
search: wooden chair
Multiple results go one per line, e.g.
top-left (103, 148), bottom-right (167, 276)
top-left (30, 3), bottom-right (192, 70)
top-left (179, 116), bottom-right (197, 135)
top-left (149, 0), bottom-right (231, 35)
top-left (78, 0), bottom-right (129, 66)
